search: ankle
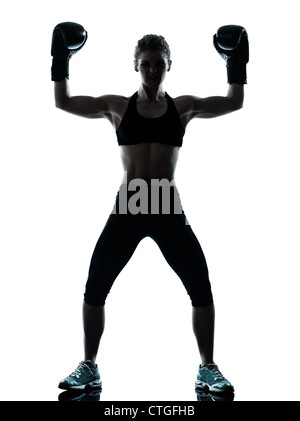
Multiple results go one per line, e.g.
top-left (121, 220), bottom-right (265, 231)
top-left (201, 360), bottom-right (215, 367)
top-left (84, 359), bottom-right (97, 368)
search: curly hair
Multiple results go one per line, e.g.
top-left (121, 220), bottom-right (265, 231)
top-left (134, 34), bottom-right (171, 66)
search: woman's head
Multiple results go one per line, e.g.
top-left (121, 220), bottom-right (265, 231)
top-left (134, 34), bottom-right (171, 68)
top-left (134, 35), bottom-right (172, 87)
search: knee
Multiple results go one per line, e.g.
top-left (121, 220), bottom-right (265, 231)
top-left (84, 295), bottom-right (106, 306)
top-left (84, 279), bottom-right (109, 306)
top-left (190, 284), bottom-right (214, 307)
top-left (191, 296), bottom-right (214, 307)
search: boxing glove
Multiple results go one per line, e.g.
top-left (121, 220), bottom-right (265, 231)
top-left (51, 22), bottom-right (88, 81)
top-left (213, 25), bottom-right (249, 84)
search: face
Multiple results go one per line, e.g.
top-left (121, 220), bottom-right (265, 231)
top-left (135, 50), bottom-right (172, 88)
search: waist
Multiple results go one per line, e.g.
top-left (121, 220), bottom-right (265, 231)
top-left (121, 171), bottom-right (176, 185)
top-left (113, 181), bottom-right (183, 215)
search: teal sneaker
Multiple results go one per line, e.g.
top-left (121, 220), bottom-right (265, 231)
top-left (58, 361), bottom-right (102, 391)
top-left (195, 363), bottom-right (234, 393)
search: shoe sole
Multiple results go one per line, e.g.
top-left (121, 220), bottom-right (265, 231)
top-left (58, 379), bottom-right (102, 391)
top-left (195, 380), bottom-right (234, 394)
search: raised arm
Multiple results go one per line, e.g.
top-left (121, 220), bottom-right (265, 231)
top-left (177, 25), bottom-right (248, 124)
top-left (51, 22), bottom-right (123, 121)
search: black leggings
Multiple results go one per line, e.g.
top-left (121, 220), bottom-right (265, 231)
top-left (84, 187), bottom-right (213, 307)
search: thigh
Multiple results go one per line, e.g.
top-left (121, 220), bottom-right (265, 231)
top-left (151, 215), bottom-right (213, 306)
top-left (84, 213), bottom-right (143, 305)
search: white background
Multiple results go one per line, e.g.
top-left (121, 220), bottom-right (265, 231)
top-left (1, 0), bottom-right (299, 401)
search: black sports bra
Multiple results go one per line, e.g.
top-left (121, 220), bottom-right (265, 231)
top-left (116, 92), bottom-right (185, 147)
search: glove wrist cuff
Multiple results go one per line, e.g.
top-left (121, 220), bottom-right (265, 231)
top-left (226, 63), bottom-right (247, 84)
top-left (51, 57), bottom-right (70, 82)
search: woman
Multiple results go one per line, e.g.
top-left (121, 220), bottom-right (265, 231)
top-left (51, 22), bottom-right (248, 394)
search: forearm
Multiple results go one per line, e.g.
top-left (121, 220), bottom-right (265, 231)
top-left (227, 83), bottom-right (244, 110)
top-left (54, 79), bottom-right (70, 109)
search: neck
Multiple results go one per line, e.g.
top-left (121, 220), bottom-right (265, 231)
top-left (138, 84), bottom-right (165, 102)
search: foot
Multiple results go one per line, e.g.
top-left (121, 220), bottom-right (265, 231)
top-left (195, 363), bottom-right (234, 393)
top-left (58, 361), bottom-right (102, 391)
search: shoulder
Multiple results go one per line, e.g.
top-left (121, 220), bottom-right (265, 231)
top-left (100, 94), bottom-right (133, 129)
top-left (173, 95), bottom-right (199, 110)
top-left (99, 94), bottom-right (132, 117)
top-left (100, 94), bottom-right (131, 110)
top-left (171, 95), bottom-right (202, 127)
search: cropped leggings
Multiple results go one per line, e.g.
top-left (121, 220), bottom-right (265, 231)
top-left (84, 187), bottom-right (213, 307)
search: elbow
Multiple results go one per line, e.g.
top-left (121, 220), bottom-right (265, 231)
top-left (234, 100), bottom-right (243, 111)
top-left (231, 96), bottom-right (244, 112)
top-left (55, 97), bottom-right (68, 111)
top-left (55, 101), bottom-right (62, 110)
top-left (54, 94), bottom-right (63, 109)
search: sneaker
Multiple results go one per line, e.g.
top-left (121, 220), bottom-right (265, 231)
top-left (58, 361), bottom-right (102, 391)
top-left (195, 363), bottom-right (234, 393)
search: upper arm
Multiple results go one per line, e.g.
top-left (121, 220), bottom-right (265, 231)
top-left (61, 94), bottom-right (120, 119)
top-left (176, 84), bottom-right (244, 125)
top-left (55, 91), bottom-right (120, 120)
top-left (54, 80), bottom-right (127, 123)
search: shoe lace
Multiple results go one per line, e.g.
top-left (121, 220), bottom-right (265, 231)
top-left (70, 362), bottom-right (86, 379)
top-left (207, 365), bottom-right (225, 381)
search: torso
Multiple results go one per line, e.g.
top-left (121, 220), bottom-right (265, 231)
top-left (120, 143), bottom-right (180, 185)
top-left (107, 92), bottom-right (192, 185)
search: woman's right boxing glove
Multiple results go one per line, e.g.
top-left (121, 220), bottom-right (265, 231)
top-left (51, 22), bottom-right (88, 81)
top-left (213, 25), bottom-right (249, 84)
